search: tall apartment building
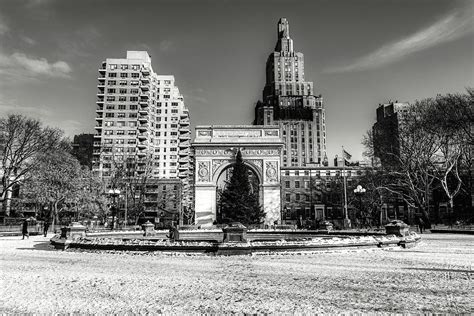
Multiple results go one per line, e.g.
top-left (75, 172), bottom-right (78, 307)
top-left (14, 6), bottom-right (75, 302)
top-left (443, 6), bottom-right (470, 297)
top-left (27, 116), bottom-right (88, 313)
top-left (93, 51), bottom-right (192, 210)
top-left (372, 101), bottom-right (409, 168)
top-left (255, 18), bottom-right (327, 167)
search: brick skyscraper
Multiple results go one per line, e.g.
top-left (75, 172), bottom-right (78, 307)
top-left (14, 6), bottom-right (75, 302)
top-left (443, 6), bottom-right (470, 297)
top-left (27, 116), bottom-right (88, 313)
top-left (255, 18), bottom-right (328, 167)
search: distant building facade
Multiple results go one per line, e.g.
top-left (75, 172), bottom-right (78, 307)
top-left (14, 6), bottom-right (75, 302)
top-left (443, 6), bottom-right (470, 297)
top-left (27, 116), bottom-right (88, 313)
top-left (93, 51), bottom-right (192, 212)
top-left (72, 133), bottom-right (94, 169)
top-left (254, 18), bottom-right (327, 167)
top-left (280, 166), bottom-right (365, 226)
top-left (372, 101), bottom-right (409, 168)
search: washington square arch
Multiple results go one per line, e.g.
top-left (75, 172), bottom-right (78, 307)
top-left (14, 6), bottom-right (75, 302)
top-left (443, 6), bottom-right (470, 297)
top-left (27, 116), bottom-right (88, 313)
top-left (193, 126), bottom-right (283, 226)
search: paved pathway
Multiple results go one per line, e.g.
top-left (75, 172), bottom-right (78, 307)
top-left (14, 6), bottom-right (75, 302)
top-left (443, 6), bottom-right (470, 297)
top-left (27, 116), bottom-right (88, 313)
top-left (0, 234), bottom-right (473, 314)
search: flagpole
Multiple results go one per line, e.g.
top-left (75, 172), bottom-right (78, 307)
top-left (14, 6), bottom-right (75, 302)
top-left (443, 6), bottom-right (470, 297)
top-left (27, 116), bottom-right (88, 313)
top-left (342, 146), bottom-right (350, 229)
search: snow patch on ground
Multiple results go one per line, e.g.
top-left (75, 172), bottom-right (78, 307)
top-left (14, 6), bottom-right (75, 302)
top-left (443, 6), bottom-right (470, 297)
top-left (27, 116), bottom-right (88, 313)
top-left (0, 233), bottom-right (472, 314)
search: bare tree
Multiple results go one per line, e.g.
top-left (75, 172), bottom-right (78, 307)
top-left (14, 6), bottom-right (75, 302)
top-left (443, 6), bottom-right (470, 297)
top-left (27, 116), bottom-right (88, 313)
top-left (420, 92), bottom-right (473, 214)
top-left (25, 148), bottom-right (84, 231)
top-left (0, 114), bottom-right (64, 217)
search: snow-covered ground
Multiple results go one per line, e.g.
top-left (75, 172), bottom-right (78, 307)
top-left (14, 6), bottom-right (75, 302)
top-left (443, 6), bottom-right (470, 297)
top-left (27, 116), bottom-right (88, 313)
top-left (0, 233), bottom-right (472, 314)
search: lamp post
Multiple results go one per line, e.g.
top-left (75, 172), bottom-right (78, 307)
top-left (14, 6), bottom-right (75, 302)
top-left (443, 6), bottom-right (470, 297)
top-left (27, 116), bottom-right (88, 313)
top-left (353, 185), bottom-right (366, 228)
top-left (108, 189), bottom-right (120, 230)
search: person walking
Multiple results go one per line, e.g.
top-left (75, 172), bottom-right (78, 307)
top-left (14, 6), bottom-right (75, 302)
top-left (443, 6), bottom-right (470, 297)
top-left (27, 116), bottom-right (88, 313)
top-left (418, 217), bottom-right (425, 234)
top-left (43, 221), bottom-right (50, 237)
top-left (21, 219), bottom-right (29, 239)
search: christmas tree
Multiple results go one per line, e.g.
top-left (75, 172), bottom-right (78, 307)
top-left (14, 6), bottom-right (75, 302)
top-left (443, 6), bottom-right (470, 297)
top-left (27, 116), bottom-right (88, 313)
top-left (218, 150), bottom-right (266, 226)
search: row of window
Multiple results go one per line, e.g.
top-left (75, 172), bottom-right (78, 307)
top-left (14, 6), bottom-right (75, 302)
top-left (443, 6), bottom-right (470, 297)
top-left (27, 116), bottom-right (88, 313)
top-left (282, 170), bottom-right (362, 176)
top-left (105, 80), bottom-right (140, 86)
top-left (108, 72), bottom-right (140, 78)
top-left (105, 95), bottom-right (170, 102)
top-left (109, 64), bottom-right (141, 70)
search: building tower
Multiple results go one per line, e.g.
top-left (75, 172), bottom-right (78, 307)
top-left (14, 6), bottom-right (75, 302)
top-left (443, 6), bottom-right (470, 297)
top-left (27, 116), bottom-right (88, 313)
top-left (372, 101), bottom-right (409, 168)
top-left (255, 18), bottom-right (327, 167)
top-left (93, 51), bottom-right (192, 210)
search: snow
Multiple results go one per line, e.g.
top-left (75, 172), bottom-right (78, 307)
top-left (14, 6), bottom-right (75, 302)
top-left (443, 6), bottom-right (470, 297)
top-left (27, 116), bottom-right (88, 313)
top-left (0, 233), bottom-right (472, 314)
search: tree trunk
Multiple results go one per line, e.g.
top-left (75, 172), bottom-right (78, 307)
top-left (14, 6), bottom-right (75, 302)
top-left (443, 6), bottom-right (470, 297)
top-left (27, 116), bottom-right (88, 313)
top-left (419, 205), bottom-right (431, 228)
top-left (4, 188), bottom-right (12, 217)
top-left (52, 201), bottom-right (59, 233)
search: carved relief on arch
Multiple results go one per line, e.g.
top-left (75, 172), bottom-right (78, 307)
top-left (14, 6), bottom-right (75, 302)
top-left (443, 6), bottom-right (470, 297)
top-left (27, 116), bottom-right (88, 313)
top-left (265, 161), bottom-right (278, 183)
top-left (197, 161), bottom-right (211, 182)
top-left (246, 159), bottom-right (263, 177)
top-left (212, 159), bottom-right (230, 178)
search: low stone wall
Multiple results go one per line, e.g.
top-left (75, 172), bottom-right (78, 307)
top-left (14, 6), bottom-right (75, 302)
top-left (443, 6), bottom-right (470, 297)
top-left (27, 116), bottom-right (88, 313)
top-left (50, 233), bottom-right (421, 255)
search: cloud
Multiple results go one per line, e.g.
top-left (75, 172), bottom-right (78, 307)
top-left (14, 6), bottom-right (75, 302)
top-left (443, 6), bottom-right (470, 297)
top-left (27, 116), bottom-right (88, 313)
top-left (159, 40), bottom-right (176, 53)
top-left (0, 51), bottom-right (72, 81)
top-left (324, 8), bottom-right (473, 73)
top-left (21, 36), bottom-right (37, 45)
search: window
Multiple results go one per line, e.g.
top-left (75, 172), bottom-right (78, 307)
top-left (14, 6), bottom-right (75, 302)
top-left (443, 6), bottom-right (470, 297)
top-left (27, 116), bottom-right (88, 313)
top-left (295, 171), bottom-right (299, 176)
top-left (132, 64), bottom-right (140, 70)
top-left (120, 73), bottom-right (128, 78)
top-left (119, 80), bottom-right (127, 86)
top-left (105, 113), bottom-right (114, 118)
top-left (130, 97), bottom-right (138, 102)
top-left (130, 89), bottom-right (139, 94)
top-left (108, 80), bottom-right (116, 85)
top-left (164, 80), bottom-right (171, 84)
top-left (131, 80), bottom-right (139, 86)
top-left (117, 113), bottom-right (125, 118)
top-left (119, 96), bottom-right (126, 101)
top-left (285, 181), bottom-right (290, 188)
top-left (109, 64), bottom-right (117, 70)
top-left (171, 109), bottom-right (178, 113)
top-left (119, 89), bottom-right (127, 94)
top-left (108, 73), bottom-right (117, 78)
top-left (129, 121), bottom-right (137, 127)
top-left (128, 130), bottom-right (137, 135)
top-left (129, 113), bottom-right (137, 118)
top-left (116, 130), bottom-right (125, 135)
top-left (107, 96), bottom-right (115, 101)
top-left (131, 73), bottom-right (139, 78)
top-left (130, 105), bottom-right (138, 110)
top-left (295, 181), bottom-right (300, 188)
top-left (121, 64), bottom-right (128, 70)
top-left (286, 194), bottom-right (291, 202)
top-left (106, 105), bottom-right (115, 110)
top-left (295, 194), bottom-right (300, 201)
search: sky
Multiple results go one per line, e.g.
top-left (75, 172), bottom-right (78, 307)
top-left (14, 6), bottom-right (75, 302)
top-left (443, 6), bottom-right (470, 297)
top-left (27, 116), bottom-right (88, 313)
top-left (0, 0), bottom-right (473, 163)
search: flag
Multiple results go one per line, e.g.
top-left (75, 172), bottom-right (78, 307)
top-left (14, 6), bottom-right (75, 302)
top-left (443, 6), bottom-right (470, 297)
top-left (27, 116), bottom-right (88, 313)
top-left (343, 149), bottom-right (351, 160)
top-left (342, 149), bottom-right (352, 166)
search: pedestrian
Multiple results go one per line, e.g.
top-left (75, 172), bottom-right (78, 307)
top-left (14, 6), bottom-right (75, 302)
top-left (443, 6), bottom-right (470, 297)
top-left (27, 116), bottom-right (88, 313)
top-left (418, 217), bottom-right (425, 234)
top-left (21, 219), bottom-right (29, 240)
top-left (43, 221), bottom-right (50, 237)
